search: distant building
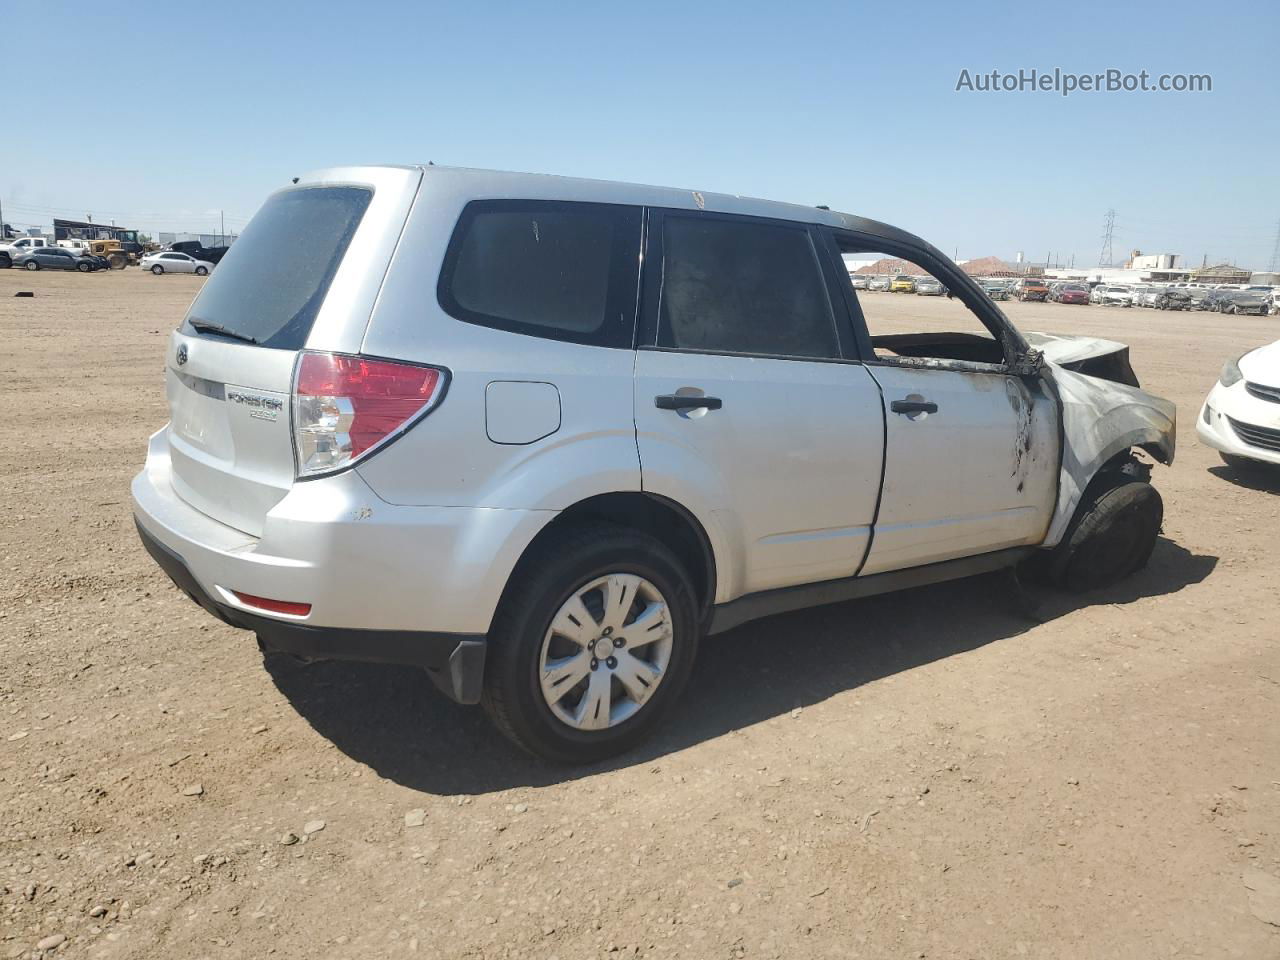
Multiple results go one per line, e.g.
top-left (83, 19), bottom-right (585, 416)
top-left (1127, 252), bottom-right (1179, 271)
top-left (1251, 272), bottom-right (1280, 285)
top-left (1192, 263), bottom-right (1251, 285)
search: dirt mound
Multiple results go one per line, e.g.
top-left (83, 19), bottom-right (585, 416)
top-left (853, 256), bottom-right (926, 275)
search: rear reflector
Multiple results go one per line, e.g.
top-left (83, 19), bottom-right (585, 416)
top-left (231, 591), bottom-right (312, 617)
top-left (293, 352), bottom-right (446, 478)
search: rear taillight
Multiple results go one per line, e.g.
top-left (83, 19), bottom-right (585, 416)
top-left (292, 351), bottom-right (446, 478)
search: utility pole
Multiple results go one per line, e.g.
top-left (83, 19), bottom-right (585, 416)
top-left (1268, 218), bottom-right (1280, 273)
top-left (220, 210), bottom-right (225, 246)
top-left (1098, 209), bottom-right (1116, 267)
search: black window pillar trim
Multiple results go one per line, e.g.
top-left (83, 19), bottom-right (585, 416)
top-left (816, 227), bottom-right (875, 362)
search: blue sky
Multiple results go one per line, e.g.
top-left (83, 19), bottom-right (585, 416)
top-left (5, 0), bottom-right (1277, 267)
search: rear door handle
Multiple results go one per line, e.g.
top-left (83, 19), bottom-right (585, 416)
top-left (890, 399), bottom-right (938, 415)
top-left (655, 394), bottom-right (722, 411)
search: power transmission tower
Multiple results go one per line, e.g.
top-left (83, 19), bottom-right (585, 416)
top-left (1098, 209), bottom-right (1116, 267)
top-left (1268, 218), bottom-right (1280, 272)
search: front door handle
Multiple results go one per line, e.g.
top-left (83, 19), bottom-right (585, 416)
top-left (655, 394), bottom-right (722, 411)
top-left (890, 399), bottom-right (938, 415)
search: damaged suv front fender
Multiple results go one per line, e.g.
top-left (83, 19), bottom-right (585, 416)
top-left (1041, 366), bottom-right (1176, 548)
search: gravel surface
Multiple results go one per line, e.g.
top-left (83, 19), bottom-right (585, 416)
top-left (1, 268), bottom-right (1278, 959)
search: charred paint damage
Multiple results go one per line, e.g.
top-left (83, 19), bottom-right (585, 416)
top-left (1026, 332), bottom-right (1141, 388)
top-left (869, 330), bottom-right (1174, 552)
top-left (1023, 331), bottom-right (1175, 547)
top-left (1041, 361), bottom-right (1174, 547)
top-left (1006, 377), bottom-right (1036, 492)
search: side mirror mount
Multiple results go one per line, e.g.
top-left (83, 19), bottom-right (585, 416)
top-left (1008, 348), bottom-right (1045, 378)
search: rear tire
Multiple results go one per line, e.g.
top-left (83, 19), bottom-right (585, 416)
top-left (1043, 479), bottom-right (1163, 592)
top-left (482, 523), bottom-right (700, 764)
top-left (151, 264), bottom-right (164, 275)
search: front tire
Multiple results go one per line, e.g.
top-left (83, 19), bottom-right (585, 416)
top-left (77, 262), bottom-right (91, 272)
top-left (1044, 479), bottom-right (1163, 592)
top-left (482, 524), bottom-right (700, 764)
top-left (195, 266), bottom-right (208, 276)
top-left (151, 264), bottom-right (164, 275)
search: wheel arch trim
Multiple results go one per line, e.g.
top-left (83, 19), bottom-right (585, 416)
top-left (497, 491), bottom-right (722, 629)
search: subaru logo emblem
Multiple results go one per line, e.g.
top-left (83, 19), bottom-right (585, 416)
top-left (176, 344), bottom-right (188, 366)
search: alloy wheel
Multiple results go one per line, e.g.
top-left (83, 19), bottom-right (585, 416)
top-left (538, 573), bottom-right (674, 731)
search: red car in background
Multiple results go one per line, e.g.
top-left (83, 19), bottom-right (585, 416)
top-left (1057, 283), bottom-right (1090, 304)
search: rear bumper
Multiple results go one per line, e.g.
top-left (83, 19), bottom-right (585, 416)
top-left (136, 519), bottom-right (486, 702)
top-left (131, 428), bottom-right (557, 703)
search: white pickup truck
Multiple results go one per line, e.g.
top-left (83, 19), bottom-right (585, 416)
top-left (0, 236), bottom-right (50, 267)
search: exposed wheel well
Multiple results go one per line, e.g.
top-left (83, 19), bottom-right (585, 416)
top-left (511, 493), bottom-right (716, 624)
top-left (1084, 448), bottom-right (1155, 502)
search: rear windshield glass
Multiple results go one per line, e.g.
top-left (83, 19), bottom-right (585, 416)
top-left (182, 186), bottom-right (372, 349)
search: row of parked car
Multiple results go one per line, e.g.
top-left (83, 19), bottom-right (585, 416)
top-left (2, 245), bottom-right (217, 275)
top-left (853, 272), bottom-right (1280, 316)
top-left (1083, 282), bottom-right (1277, 315)
top-left (851, 274), bottom-right (949, 296)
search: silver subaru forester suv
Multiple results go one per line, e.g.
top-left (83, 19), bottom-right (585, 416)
top-left (133, 165), bottom-right (1175, 763)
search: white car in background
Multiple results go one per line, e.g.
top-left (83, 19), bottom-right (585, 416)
top-left (1197, 341), bottom-right (1280, 469)
top-left (141, 251), bottom-right (214, 276)
top-left (1099, 285), bottom-right (1134, 307)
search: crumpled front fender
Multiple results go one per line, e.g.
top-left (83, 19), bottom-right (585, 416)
top-left (1042, 366), bottom-right (1176, 547)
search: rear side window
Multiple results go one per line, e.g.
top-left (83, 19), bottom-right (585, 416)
top-left (182, 186), bottom-right (372, 349)
top-left (439, 200), bottom-right (641, 348)
top-left (654, 214), bottom-right (840, 360)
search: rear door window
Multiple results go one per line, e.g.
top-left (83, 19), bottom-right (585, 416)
top-left (182, 186), bottom-right (372, 349)
top-left (439, 200), bottom-right (641, 347)
top-left (651, 213), bottom-right (841, 360)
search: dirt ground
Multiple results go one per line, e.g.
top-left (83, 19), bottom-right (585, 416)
top-left (1, 268), bottom-right (1278, 960)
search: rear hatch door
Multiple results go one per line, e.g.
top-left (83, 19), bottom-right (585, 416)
top-left (163, 167), bottom-right (422, 536)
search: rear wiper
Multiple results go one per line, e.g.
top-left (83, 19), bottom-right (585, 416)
top-left (188, 319), bottom-right (260, 345)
